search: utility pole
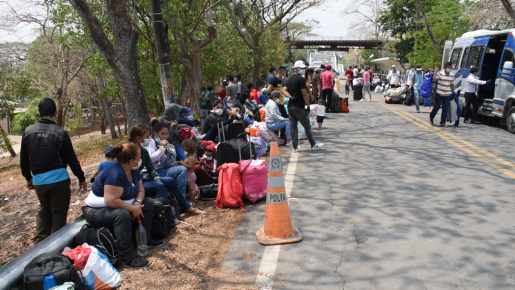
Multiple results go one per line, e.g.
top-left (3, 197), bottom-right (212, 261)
top-left (150, 0), bottom-right (175, 109)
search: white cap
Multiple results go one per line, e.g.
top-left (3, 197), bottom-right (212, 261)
top-left (391, 65), bottom-right (396, 68)
top-left (293, 60), bottom-right (307, 69)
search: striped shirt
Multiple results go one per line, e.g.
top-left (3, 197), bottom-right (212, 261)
top-left (435, 71), bottom-right (454, 96)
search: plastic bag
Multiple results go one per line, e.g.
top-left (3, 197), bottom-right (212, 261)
top-left (63, 245), bottom-right (91, 270)
top-left (239, 159), bottom-right (267, 202)
top-left (298, 117), bottom-right (316, 140)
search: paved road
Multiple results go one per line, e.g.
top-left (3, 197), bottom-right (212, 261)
top-left (220, 91), bottom-right (515, 289)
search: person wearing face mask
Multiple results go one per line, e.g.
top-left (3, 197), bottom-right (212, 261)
top-left (430, 62), bottom-right (455, 127)
top-left (178, 107), bottom-right (198, 127)
top-left (264, 91), bottom-right (292, 146)
top-left (195, 144), bottom-right (218, 186)
top-left (83, 143), bottom-right (161, 269)
top-left (267, 66), bottom-right (289, 142)
top-left (202, 100), bottom-right (224, 135)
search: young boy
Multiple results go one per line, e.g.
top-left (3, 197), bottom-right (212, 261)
top-left (90, 145), bottom-right (115, 183)
top-left (317, 99), bottom-right (325, 130)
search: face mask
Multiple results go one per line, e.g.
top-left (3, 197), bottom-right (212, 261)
top-left (214, 108), bottom-right (223, 115)
top-left (274, 99), bottom-right (280, 104)
top-left (203, 155), bottom-right (212, 161)
top-left (156, 137), bottom-right (161, 144)
top-left (446, 68), bottom-right (452, 73)
top-left (227, 103), bottom-right (233, 108)
top-left (299, 70), bottom-right (305, 75)
top-left (142, 138), bottom-right (152, 147)
top-left (187, 115), bottom-right (194, 120)
top-left (133, 159), bottom-right (142, 170)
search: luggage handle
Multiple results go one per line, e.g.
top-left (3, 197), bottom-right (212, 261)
top-left (215, 119), bottom-right (225, 142)
top-left (237, 131), bottom-right (252, 160)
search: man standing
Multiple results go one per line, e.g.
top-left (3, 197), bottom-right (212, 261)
top-left (226, 74), bottom-right (238, 101)
top-left (406, 64), bottom-right (415, 100)
top-left (235, 74), bottom-right (243, 103)
top-left (266, 67), bottom-right (276, 87)
top-left (430, 62), bottom-right (455, 127)
top-left (353, 66), bottom-right (359, 80)
top-left (321, 64), bottom-right (335, 112)
top-left (410, 65), bottom-right (425, 113)
top-left (311, 68), bottom-right (322, 100)
top-left (464, 67), bottom-right (491, 124)
top-left (267, 66), bottom-right (289, 119)
top-left (20, 98), bottom-right (87, 244)
top-left (199, 86), bottom-right (212, 123)
top-left (346, 66), bottom-right (354, 90)
top-left (388, 65), bottom-right (401, 88)
top-left (282, 60), bottom-right (324, 152)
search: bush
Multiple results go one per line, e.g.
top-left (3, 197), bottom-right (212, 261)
top-left (11, 100), bottom-right (40, 135)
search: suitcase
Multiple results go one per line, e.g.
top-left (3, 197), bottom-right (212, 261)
top-left (331, 93), bottom-right (341, 113)
top-left (226, 121), bottom-right (245, 140)
top-left (353, 85), bottom-right (363, 101)
top-left (404, 92), bottom-right (413, 106)
top-left (216, 127), bottom-right (256, 165)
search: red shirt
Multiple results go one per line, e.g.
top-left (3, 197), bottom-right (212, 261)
top-left (346, 69), bottom-right (353, 78)
top-left (321, 70), bottom-right (335, 90)
top-left (219, 88), bottom-right (226, 100)
top-left (249, 89), bottom-right (260, 104)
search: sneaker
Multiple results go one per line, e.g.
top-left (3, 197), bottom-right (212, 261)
top-left (292, 148), bottom-right (299, 153)
top-left (464, 119), bottom-right (470, 123)
top-left (417, 110), bottom-right (420, 113)
top-left (429, 116), bottom-right (434, 125)
top-left (123, 257), bottom-right (150, 269)
top-left (472, 120), bottom-right (480, 124)
top-left (440, 124), bottom-right (446, 127)
top-left (360, 99), bottom-right (365, 102)
top-left (367, 99), bottom-right (372, 102)
top-left (148, 239), bottom-right (165, 248)
top-left (311, 143), bottom-right (324, 151)
top-left (285, 141), bottom-right (292, 146)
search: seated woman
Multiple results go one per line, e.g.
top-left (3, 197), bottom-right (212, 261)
top-left (82, 144), bottom-right (160, 269)
top-left (202, 103), bottom-right (245, 142)
top-left (128, 124), bottom-right (197, 228)
top-left (146, 120), bottom-right (206, 214)
top-left (177, 107), bottom-right (200, 127)
top-left (265, 91), bottom-right (291, 146)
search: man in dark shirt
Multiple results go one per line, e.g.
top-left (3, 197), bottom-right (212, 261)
top-left (282, 61), bottom-right (324, 153)
top-left (239, 82), bottom-right (252, 105)
top-left (20, 98), bottom-right (87, 243)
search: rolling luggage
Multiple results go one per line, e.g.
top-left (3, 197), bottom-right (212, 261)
top-left (331, 93), bottom-right (341, 113)
top-left (226, 121), bottom-right (245, 140)
top-left (353, 85), bottom-right (363, 101)
top-left (216, 128), bottom-right (256, 165)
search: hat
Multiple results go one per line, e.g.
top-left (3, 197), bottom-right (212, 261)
top-left (391, 65), bottom-right (396, 68)
top-left (222, 80), bottom-right (228, 86)
top-left (271, 91), bottom-right (281, 97)
top-left (105, 145), bottom-right (113, 155)
top-left (315, 68), bottom-right (322, 72)
top-left (261, 88), bottom-right (268, 94)
top-left (293, 60), bottom-right (307, 69)
top-left (416, 65), bottom-right (423, 71)
top-left (326, 64), bottom-right (332, 70)
top-left (180, 107), bottom-right (195, 115)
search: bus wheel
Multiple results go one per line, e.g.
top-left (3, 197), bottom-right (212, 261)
top-left (508, 106), bottom-right (515, 134)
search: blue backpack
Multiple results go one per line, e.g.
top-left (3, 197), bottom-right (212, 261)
top-left (420, 72), bottom-right (434, 99)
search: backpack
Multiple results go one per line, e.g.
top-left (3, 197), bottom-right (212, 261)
top-left (198, 183), bottom-right (218, 200)
top-left (215, 163), bottom-right (245, 210)
top-left (194, 138), bottom-right (206, 158)
top-left (150, 197), bottom-right (174, 240)
top-left (74, 225), bottom-right (118, 266)
top-left (331, 93), bottom-right (341, 113)
top-left (420, 72), bottom-right (434, 98)
top-left (23, 253), bottom-right (84, 290)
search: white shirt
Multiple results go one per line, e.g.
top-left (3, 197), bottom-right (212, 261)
top-left (406, 69), bottom-right (415, 84)
top-left (318, 105), bottom-right (325, 117)
top-left (464, 74), bottom-right (487, 93)
top-left (388, 70), bottom-right (400, 85)
top-left (353, 68), bottom-right (358, 77)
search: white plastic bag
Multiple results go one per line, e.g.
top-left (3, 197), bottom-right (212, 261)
top-left (309, 104), bottom-right (319, 117)
top-left (257, 122), bottom-right (280, 143)
top-left (298, 117), bottom-right (316, 140)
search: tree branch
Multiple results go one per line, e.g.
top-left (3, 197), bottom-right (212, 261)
top-left (225, 0), bottom-right (257, 50)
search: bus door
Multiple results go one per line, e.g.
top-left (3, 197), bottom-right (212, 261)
top-left (463, 36), bottom-right (490, 79)
top-left (495, 32), bottom-right (515, 115)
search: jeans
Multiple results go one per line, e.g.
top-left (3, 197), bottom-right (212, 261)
top-left (82, 197), bottom-right (155, 263)
top-left (266, 121), bottom-right (291, 139)
top-left (33, 179), bottom-right (71, 244)
top-left (322, 89), bottom-right (333, 110)
top-left (363, 82), bottom-right (372, 99)
top-left (288, 105), bottom-right (316, 149)
top-left (464, 92), bottom-right (479, 121)
top-left (430, 93), bottom-right (451, 125)
top-left (157, 166), bottom-right (189, 201)
top-left (414, 89), bottom-right (420, 111)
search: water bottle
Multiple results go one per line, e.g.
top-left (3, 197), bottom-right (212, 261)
top-left (135, 220), bottom-right (148, 256)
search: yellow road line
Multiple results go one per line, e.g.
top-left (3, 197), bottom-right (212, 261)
top-left (373, 97), bottom-right (515, 180)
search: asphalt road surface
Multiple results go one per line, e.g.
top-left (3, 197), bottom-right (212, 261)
top-left (220, 91), bottom-right (515, 290)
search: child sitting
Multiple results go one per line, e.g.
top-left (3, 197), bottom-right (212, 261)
top-left (176, 139), bottom-right (198, 205)
top-left (195, 143), bottom-right (217, 186)
top-left (316, 99), bottom-right (326, 130)
top-left (90, 145), bottom-right (115, 183)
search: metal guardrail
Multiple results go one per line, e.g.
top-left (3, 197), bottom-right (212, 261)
top-left (0, 217), bottom-right (88, 290)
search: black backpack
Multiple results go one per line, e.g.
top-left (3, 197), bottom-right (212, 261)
top-left (23, 253), bottom-right (84, 290)
top-left (151, 197), bottom-right (174, 240)
top-left (75, 225), bottom-right (118, 265)
top-left (198, 184), bottom-right (218, 200)
top-left (194, 138), bottom-right (206, 157)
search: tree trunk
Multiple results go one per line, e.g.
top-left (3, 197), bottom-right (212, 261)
top-left (55, 88), bottom-right (64, 127)
top-left (252, 57), bottom-right (260, 84)
top-left (97, 73), bottom-right (117, 139)
top-left (413, 0), bottom-right (443, 54)
top-left (0, 126), bottom-right (16, 157)
top-left (500, 0), bottom-right (515, 22)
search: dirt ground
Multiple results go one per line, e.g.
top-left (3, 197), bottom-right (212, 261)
top-left (0, 133), bottom-right (259, 289)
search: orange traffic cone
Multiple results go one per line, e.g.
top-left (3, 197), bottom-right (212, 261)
top-left (256, 142), bottom-right (303, 245)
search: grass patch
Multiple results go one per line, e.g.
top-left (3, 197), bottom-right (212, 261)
top-left (74, 135), bottom-right (129, 160)
top-left (0, 163), bottom-right (20, 173)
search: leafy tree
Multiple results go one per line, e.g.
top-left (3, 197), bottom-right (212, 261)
top-left (11, 100), bottom-right (39, 135)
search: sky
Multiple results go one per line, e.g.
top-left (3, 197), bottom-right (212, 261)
top-left (0, 0), bottom-right (354, 43)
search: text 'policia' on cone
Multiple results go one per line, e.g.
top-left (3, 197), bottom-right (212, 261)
top-left (256, 142), bottom-right (302, 245)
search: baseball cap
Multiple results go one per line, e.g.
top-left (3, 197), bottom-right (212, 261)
top-left (416, 65), bottom-right (422, 71)
top-left (222, 80), bottom-right (228, 86)
top-left (326, 64), bottom-right (332, 70)
top-left (315, 68), bottom-right (322, 72)
top-left (293, 60), bottom-right (307, 69)
top-left (261, 88), bottom-right (268, 94)
top-left (180, 107), bottom-right (195, 115)
top-left (391, 65), bottom-right (396, 68)
top-left (105, 145), bottom-right (113, 155)
top-left (271, 91), bottom-right (281, 97)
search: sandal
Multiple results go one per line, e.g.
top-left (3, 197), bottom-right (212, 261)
top-left (174, 221), bottom-right (193, 230)
top-left (186, 207), bottom-right (206, 215)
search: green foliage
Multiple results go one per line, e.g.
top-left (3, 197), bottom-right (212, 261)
top-left (11, 99), bottom-right (41, 135)
top-left (64, 101), bottom-right (82, 136)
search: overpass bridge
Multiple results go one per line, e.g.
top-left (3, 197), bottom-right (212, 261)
top-left (289, 37), bottom-right (383, 51)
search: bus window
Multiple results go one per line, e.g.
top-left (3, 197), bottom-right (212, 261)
top-left (450, 48), bottom-right (462, 69)
top-left (501, 49), bottom-right (514, 66)
top-left (460, 47), bottom-right (469, 69)
top-left (465, 45), bottom-right (485, 70)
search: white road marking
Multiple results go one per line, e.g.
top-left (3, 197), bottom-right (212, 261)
top-left (255, 150), bottom-right (299, 289)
